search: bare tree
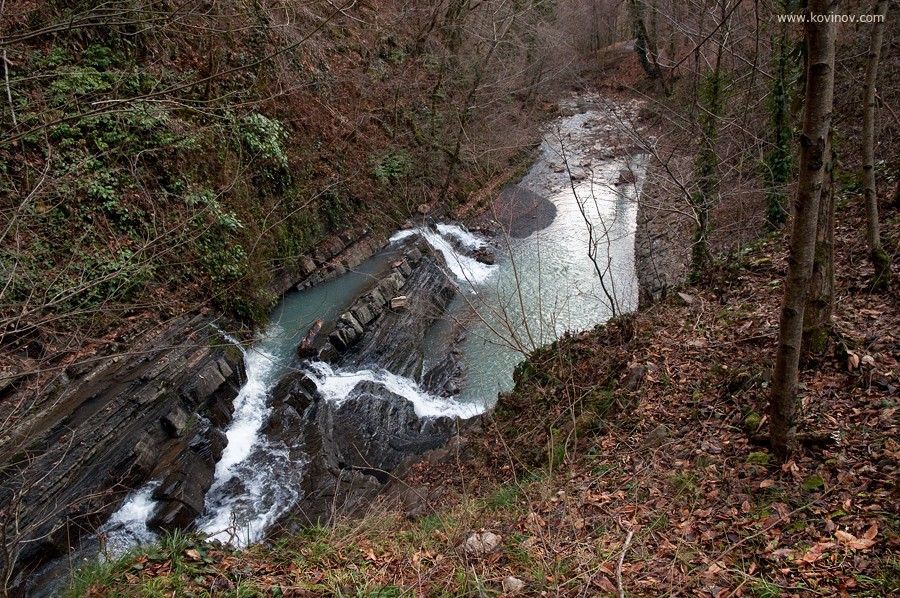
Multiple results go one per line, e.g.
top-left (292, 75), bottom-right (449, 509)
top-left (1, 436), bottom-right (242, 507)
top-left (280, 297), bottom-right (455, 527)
top-left (803, 133), bottom-right (834, 357)
top-left (769, 0), bottom-right (838, 460)
top-left (861, 0), bottom-right (891, 290)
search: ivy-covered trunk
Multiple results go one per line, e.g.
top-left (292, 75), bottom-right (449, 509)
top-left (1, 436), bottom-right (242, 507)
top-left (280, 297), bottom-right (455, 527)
top-left (862, 0), bottom-right (891, 290)
top-left (689, 50), bottom-right (725, 281)
top-left (765, 5), bottom-right (798, 228)
top-left (629, 0), bottom-right (662, 81)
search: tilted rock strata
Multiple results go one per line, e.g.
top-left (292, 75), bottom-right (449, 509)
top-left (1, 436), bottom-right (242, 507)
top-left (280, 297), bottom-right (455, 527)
top-left (0, 315), bottom-right (244, 575)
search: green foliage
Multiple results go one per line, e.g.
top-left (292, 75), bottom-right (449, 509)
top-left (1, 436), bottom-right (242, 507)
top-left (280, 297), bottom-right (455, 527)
top-left (750, 577), bottom-right (782, 598)
top-left (181, 187), bottom-right (279, 323)
top-left (371, 150), bottom-right (411, 184)
top-left (747, 451), bottom-right (771, 466)
top-left (239, 113), bottom-right (289, 167)
top-left (360, 586), bottom-right (407, 598)
top-left (672, 471), bottom-right (698, 496)
top-left (801, 474), bottom-right (825, 492)
top-left (67, 530), bottom-right (204, 597)
top-left (485, 483), bottom-right (522, 511)
top-left (744, 411), bottom-right (763, 432)
top-left (186, 189), bottom-right (243, 232)
top-left (49, 66), bottom-right (113, 101)
top-left (319, 187), bottom-right (351, 230)
top-left (764, 33), bottom-right (801, 229)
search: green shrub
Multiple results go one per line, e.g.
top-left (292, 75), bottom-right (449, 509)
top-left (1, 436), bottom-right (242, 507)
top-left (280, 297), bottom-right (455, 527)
top-left (239, 113), bottom-right (289, 168)
top-left (371, 150), bottom-right (411, 184)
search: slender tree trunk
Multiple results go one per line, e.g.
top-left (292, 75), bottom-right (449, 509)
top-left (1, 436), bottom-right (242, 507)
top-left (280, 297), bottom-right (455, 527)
top-left (770, 0), bottom-right (837, 461)
top-left (630, 0), bottom-right (662, 80)
top-left (689, 0), bottom-right (728, 281)
top-left (862, 0), bottom-right (891, 290)
top-left (803, 135), bottom-right (835, 357)
top-left (766, 11), bottom-right (795, 229)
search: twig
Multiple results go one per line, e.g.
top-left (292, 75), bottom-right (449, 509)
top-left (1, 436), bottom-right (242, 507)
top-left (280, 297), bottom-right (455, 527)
top-left (616, 529), bottom-right (634, 598)
top-left (2, 50), bottom-right (14, 127)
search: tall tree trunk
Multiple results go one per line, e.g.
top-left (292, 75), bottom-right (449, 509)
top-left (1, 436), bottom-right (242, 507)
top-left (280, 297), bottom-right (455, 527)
top-left (862, 0), bottom-right (891, 290)
top-left (769, 0), bottom-right (837, 461)
top-left (766, 9), bottom-right (796, 229)
top-left (689, 0), bottom-right (728, 281)
top-left (803, 135), bottom-right (835, 357)
top-left (630, 0), bottom-right (662, 80)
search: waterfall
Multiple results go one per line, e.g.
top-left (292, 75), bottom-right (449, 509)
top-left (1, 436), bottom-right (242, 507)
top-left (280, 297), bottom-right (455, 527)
top-left (306, 361), bottom-right (480, 419)
top-left (390, 224), bottom-right (496, 285)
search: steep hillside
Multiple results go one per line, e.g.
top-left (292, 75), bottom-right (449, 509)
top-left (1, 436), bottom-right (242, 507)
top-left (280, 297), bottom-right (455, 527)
top-left (1, 0), bottom-right (555, 369)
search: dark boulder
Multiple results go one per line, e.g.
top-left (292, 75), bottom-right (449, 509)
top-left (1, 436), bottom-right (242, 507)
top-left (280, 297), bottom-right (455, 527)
top-left (264, 371), bottom-right (457, 530)
top-left (320, 381), bottom-right (456, 478)
top-left (334, 239), bottom-right (458, 379)
top-left (148, 418), bottom-right (227, 531)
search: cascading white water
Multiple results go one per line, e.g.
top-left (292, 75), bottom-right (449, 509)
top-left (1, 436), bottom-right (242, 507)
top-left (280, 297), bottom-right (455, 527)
top-left (197, 336), bottom-right (289, 544)
top-left (435, 223), bottom-right (490, 249)
top-left (306, 361), bottom-right (480, 419)
top-left (206, 343), bottom-right (278, 490)
top-left (390, 224), bottom-right (496, 285)
top-left (98, 482), bottom-right (160, 558)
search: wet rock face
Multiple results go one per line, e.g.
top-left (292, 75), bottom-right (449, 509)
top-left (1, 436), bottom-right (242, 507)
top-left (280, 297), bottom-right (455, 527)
top-left (330, 239), bottom-right (457, 379)
top-left (264, 373), bottom-right (455, 529)
top-left (320, 381), bottom-right (456, 478)
top-left (0, 315), bottom-right (245, 577)
top-left (148, 418), bottom-right (227, 531)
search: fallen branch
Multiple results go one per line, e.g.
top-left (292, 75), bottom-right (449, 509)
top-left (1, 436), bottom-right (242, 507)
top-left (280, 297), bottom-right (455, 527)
top-left (616, 529), bottom-right (634, 598)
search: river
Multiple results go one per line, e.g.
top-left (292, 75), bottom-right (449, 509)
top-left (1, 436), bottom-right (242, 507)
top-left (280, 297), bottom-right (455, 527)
top-left (100, 94), bottom-right (648, 557)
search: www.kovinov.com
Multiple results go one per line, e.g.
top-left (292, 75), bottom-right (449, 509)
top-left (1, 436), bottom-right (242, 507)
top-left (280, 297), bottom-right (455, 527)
top-left (777, 12), bottom-right (886, 23)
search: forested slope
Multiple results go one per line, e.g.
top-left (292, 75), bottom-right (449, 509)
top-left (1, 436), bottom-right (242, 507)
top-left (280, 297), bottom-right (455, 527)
top-left (1, 0), bottom-right (558, 362)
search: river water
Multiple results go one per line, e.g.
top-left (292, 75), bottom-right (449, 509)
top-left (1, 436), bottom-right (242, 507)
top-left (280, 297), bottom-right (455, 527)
top-left (100, 95), bottom-right (647, 556)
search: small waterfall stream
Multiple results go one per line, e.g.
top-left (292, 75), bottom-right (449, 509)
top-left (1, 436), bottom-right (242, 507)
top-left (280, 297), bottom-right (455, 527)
top-left (100, 95), bottom-right (648, 557)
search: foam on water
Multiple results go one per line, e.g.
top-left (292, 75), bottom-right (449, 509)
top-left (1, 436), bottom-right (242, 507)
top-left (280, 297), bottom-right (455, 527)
top-left (100, 482), bottom-right (160, 558)
top-left (307, 361), bottom-right (481, 419)
top-left (435, 223), bottom-right (488, 249)
top-left (198, 442), bottom-right (306, 546)
top-left (390, 225), bottom-right (496, 285)
top-left (208, 343), bottom-right (279, 485)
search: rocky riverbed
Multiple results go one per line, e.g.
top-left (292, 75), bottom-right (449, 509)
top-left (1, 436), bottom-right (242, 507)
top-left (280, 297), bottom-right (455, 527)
top-left (9, 93), bottom-right (655, 595)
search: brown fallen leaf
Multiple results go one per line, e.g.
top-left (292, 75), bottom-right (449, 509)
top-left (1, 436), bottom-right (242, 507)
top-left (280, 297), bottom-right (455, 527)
top-left (800, 541), bottom-right (835, 563)
top-left (835, 526), bottom-right (878, 550)
top-left (593, 574), bottom-right (617, 593)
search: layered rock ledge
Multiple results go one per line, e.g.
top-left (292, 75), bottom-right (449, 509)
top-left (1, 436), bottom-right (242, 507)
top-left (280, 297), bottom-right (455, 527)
top-left (0, 315), bottom-right (244, 581)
